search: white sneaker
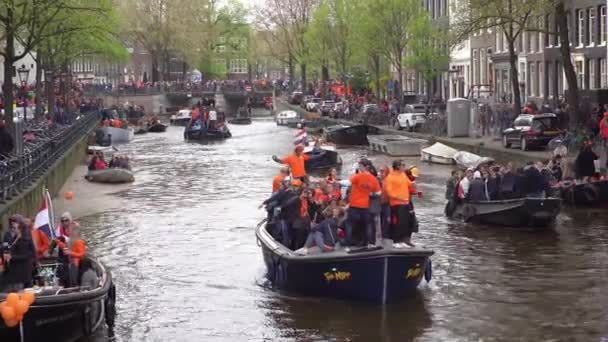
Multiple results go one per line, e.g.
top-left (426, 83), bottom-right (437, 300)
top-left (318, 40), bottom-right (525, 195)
top-left (295, 248), bottom-right (308, 255)
top-left (366, 243), bottom-right (375, 249)
top-left (344, 247), bottom-right (351, 252)
top-left (394, 242), bottom-right (405, 248)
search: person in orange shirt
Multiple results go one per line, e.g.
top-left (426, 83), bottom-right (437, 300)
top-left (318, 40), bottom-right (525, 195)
top-left (345, 159), bottom-right (381, 248)
top-left (57, 224), bottom-right (86, 268)
top-left (383, 160), bottom-right (416, 247)
top-left (272, 145), bottom-right (311, 181)
top-left (272, 166), bottom-right (290, 193)
top-left (25, 218), bottom-right (49, 259)
top-left (102, 119), bottom-right (110, 127)
top-left (111, 119), bottom-right (122, 128)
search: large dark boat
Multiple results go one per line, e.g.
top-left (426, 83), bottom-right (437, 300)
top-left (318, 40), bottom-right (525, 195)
top-left (0, 258), bottom-right (116, 342)
top-left (447, 197), bottom-right (562, 227)
top-left (322, 124), bottom-right (381, 145)
top-left (147, 123), bottom-right (167, 133)
top-left (184, 124), bottom-right (232, 141)
top-left (552, 180), bottom-right (608, 207)
top-left (256, 223), bottom-right (433, 304)
top-left (304, 145), bottom-right (342, 171)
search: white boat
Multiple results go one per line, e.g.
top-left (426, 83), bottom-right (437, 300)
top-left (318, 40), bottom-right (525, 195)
top-left (87, 145), bottom-right (117, 156)
top-left (420, 142), bottom-right (457, 165)
top-left (453, 151), bottom-right (494, 169)
top-left (276, 110), bottom-right (299, 126)
top-left (170, 109), bottom-right (192, 126)
top-left (368, 134), bottom-right (427, 156)
top-left (86, 168), bottom-right (134, 184)
top-left (100, 126), bottom-right (134, 143)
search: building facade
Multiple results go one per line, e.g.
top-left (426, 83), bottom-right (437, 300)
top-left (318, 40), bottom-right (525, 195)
top-left (0, 41), bottom-right (37, 86)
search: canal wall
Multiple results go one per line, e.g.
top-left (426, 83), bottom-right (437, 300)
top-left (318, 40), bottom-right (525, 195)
top-left (276, 99), bottom-right (550, 166)
top-left (0, 127), bottom-right (93, 232)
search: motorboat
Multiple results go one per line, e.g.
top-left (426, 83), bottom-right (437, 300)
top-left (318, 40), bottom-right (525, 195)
top-left (0, 257), bottom-right (116, 342)
top-left (147, 123), bottom-right (167, 133)
top-left (100, 126), bottom-right (134, 143)
top-left (552, 180), bottom-right (608, 207)
top-left (170, 109), bottom-right (192, 126)
top-left (86, 168), bottom-right (134, 184)
top-left (228, 117), bottom-right (252, 125)
top-left (276, 110), bottom-right (299, 126)
top-left (420, 142), bottom-right (457, 165)
top-left (368, 135), bottom-right (427, 156)
top-left (256, 223), bottom-right (433, 304)
top-left (87, 145), bottom-right (116, 156)
top-left (322, 124), bottom-right (381, 146)
top-left (447, 197), bottom-right (562, 227)
top-left (184, 124), bottom-right (232, 141)
top-left (304, 144), bottom-right (342, 171)
top-left (452, 151), bottom-right (494, 169)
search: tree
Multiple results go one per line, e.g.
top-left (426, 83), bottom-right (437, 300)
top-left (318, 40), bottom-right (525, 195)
top-left (304, 2), bottom-right (332, 95)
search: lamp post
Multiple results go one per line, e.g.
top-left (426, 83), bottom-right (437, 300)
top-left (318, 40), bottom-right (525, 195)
top-left (17, 64), bottom-right (30, 122)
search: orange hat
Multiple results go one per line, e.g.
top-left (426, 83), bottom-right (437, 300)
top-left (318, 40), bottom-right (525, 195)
top-left (295, 145), bottom-right (305, 153)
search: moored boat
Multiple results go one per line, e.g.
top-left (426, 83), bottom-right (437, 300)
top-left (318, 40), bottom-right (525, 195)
top-left (447, 197), bottom-right (562, 227)
top-left (453, 151), bottom-right (494, 169)
top-left (420, 142), bottom-right (457, 165)
top-left (134, 128), bottom-right (147, 135)
top-left (552, 180), bottom-right (608, 206)
top-left (86, 168), bottom-right (134, 184)
top-left (304, 144), bottom-right (342, 171)
top-left (147, 123), bottom-right (167, 133)
top-left (228, 117), bottom-right (252, 125)
top-left (170, 109), bottom-right (192, 126)
top-left (100, 126), bottom-right (134, 143)
top-left (322, 124), bottom-right (381, 146)
top-left (184, 125), bottom-right (232, 141)
top-left (256, 223), bottom-right (433, 304)
top-left (0, 257), bottom-right (116, 342)
top-left (368, 135), bottom-right (427, 156)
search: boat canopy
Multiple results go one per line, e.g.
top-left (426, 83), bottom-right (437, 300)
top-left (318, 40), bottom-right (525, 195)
top-left (421, 142), bottom-right (458, 159)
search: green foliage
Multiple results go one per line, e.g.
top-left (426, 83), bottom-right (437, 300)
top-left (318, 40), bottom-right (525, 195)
top-left (405, 14), bottom-right (449, 82)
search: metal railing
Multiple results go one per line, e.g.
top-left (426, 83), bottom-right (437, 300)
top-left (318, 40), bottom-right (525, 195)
top-left (0, 111), bottom-right (99, 203)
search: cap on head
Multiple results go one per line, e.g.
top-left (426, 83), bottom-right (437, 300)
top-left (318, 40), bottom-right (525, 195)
top-left (473, 171), bottom-right (482, 179)
top-left (61, 212), bottom-right (72, 221)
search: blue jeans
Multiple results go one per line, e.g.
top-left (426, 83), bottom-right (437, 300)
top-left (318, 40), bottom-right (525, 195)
top-left (305, 231), bottom-right (333, 252)
top-left (345, 207), bottom-right (373, 246)
top-left (380, 204), bottom-right (391, 239)
top-left (274, 219), bottom-right (291, 247)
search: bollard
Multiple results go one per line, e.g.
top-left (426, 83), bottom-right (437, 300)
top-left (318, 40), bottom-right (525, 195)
top-left (12, 116), bottom-right (24, 156)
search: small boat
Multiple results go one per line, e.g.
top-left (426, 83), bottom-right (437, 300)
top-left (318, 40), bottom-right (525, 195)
top-left (86, 168), bottom-right (134, 184)
top-left (552, 180), bottom-right (608, 206)
top-left (134, 128), bottom-right (147, 135)
top-left (87, 145), bottom-right (116, 156)
top-left (420, 142), bottom-right (457, 165)
top-left (184, 125), bottom-right (232, 141)
top-left (147, 123), bottom-right (167, 133)
top-left (276, 110), bottom-right (299, 126)
top-left (100, 126), bottom-right (134, 143)
top-left (304, 144), bottom-right (342, 171)
top-left (322, 124), bottom-right (381, 146)
top-left (228, 117), bottom-right (252, 125)
top-left (256, 223), bottom-right (433, 303)
top-left (448, 197), bottom-right (562, 227)
top-left (0, 257), bottom-right (116, 342)
top-left (368, 135), bottom-right (427, 156)
top-left (170, 109), bottom-right (192, 126)
top-left (453, 151), bottom-right (494, 169)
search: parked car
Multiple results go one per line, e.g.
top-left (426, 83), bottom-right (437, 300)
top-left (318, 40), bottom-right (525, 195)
top-left (502, 113), bottom-right (561, 151)
top-left (396, 104), bottom-right (428, 131)
top-left (289, 91), bottom-right (304, 105)
top-left (305, 98), bottom-right (323, 112)
top-left (319, 100), bottom-right (336, 116)
top-left (362, 104), bottom-right (379, 114)
top-left (276, 110), bottom-right (299, 126)
top-left (301, 95), bottom-right (314, 109)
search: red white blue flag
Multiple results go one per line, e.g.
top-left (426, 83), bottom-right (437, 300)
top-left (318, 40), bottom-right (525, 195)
top-left (293, 129), bottom-right (307, 146)
top-left (34, 190), bottom-right (55, 239)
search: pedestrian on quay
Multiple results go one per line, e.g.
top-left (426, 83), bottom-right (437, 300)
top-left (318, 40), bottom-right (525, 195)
top-left (0, 120), bottom-right (14, 159)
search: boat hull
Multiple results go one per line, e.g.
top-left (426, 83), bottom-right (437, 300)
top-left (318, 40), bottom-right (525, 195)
top-left (169, 118), bottom-right (191, 126)
top-left (323, 124), bottom-right (381, 145)
top-left (256, 224), bottom-right (433, 304)
top-left (87, 168), bottom-right (134, 184)
top-left (450, 197), bottom-right (562, 227)
top-left (552, 180), bottom-right (608, 207)
top-left (228, 118), bottom-right (252, 125)
top-left (420, 151), bottom-right (454, 164)
top-left (184, 127), bottom-right (232, 141)
top-left (147, 123), bottom-right (167, 132)
top-left (305, 149), bottom-right (342, 171)
top-left (368, 135), bottom-right (427, 156)
top-left (100, 127), bottom-right (134, 143)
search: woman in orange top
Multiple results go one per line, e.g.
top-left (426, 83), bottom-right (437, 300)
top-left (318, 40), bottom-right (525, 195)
top-left (272, 145), bottom-right (311, 180)
top-left (345, 159), bottom-right (381, 247)
top-left (56, 224), bottom-right (87, 268)
top-left (383, 160), bottom-right (415, 248)
top-left (272, 166), bottom-right (290, 193)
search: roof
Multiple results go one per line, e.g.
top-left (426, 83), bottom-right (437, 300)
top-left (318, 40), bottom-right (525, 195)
top-left (516, 113), bottom-right (557, 120)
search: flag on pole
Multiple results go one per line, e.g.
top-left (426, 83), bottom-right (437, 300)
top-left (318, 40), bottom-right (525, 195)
top-left (34, 190), bottom-right (55, 239)
top-left (293, 128), bottom-right (307, 146)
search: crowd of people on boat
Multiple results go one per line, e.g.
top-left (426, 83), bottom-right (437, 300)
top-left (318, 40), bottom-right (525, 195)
top-left (88, 152), bottom-right (130, 171)
top-left (186, 103), bottom-right (226, 131)
top-left (262, 145), bottom-right (420, 255)
top-left (0, 212), bottom-right (97, 292)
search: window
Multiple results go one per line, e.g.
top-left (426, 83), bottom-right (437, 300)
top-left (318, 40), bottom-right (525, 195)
top-left (495, 29), bottom-right (503, 52)
top-left (601, 58), bottom-right (607, 88)
top-left (576, 60), bottom-right (584, 89)
top-left (529, 63), bottom-right (535, 96)
top-left (538, 16), bottom-right (544, 50)
top-left (529, 18), bottom-right (537, 52)
top-left (480, 49), bottom-right (486, 83)
top-left (217, 45), bottom-right (225, 53)
top-left (547, 14), bottom-right (553, 47)
top-left (589, 8), bottom-right (596, 45)
top-left (538, 61), bottom-right (543, 96)
top-left (601, 6), bottom-right (607, 44)
top-left (578, 9), bottom-right (585, 46)
top-left (229, 59), bottom-right (247, 73)
top-left (589, 59), bottom-right (596, 89)
top-left (522, 31), bottom-right (528, 52)
top-left (472, 49), bottom-right (479, 84)
top-left (547, 62), bottom-right (554, 96)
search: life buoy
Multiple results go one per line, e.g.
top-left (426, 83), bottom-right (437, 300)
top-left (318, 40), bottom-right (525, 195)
top-left (462, 204), bottom-right (477, 222)
top-left (581, 183), bottom-right (600, 204)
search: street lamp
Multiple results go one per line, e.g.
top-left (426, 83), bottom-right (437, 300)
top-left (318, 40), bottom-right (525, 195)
top-left (17, 64), bottom-right (30, 86)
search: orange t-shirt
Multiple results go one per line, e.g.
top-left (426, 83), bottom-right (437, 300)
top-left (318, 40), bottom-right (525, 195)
top-left (102, 119), bottom-right (110, 127)
top-left (70, 239), bottom-right (87, 267)
top-left (383, 171), bottom-right (413, 206)
top-left (280, 153), bottom-right (311, 178)
top-left (191, 108), bottom-right (200, 120)
top-left (349, 172), bottom-right (381, 209)
top-left (313, 188), bottom-right (329, 204)
top-left (112, 119), bottom-right (122, 128)
top-left (272, 173), bottom-right (286, 192)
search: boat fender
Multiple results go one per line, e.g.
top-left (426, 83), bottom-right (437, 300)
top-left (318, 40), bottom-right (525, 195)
top-left (462, 204), bottom-right (476, 221)
top-left (274, 260), bottom-right (286, 287)
top-left (424, 260), bottom-right (432, 283)
top-left (105, 282), bottom-right (117, 328)
top-left (581, 183), bottom-right (600, 203)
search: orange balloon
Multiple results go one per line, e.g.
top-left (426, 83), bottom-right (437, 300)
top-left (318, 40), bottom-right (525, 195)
top-left (14, 300), bottom-right (29, 316)
top-left (65, 191), bottom-right (74, 200)
top-left (4, 319), bottom-right (19, 327)
top-left (5, 293), bottom-right (19, 307)
top-left (20, 291), bottom-right (35, 305)
top-left (1, 305), bottom-right (16, 321)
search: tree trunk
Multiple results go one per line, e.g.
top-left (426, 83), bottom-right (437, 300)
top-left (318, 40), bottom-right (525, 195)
top-left (34, 56), bottom-right (43, 119)
top-left (300, 63), bottom-right (307, 94)
top-left (396, 63), bottom-right (403, 105)
top-left (556, 1), bottom-right (579, 128)
top-left (507, 38), bottom-right (522, 113)
top-left (372, 54), bottom-right (381, 100)
top-left (288, 54), bottom-right (295, 88)
top-left (321, 64), bottom-right (329, 98)
top-left (3, 9), bottom-right (15, 127)
top-left (151, 53), bottom-right (159, 83)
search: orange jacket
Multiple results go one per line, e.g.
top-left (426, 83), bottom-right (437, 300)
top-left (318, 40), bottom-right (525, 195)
top-left (280, 153), bottom-right (310, 178)
top-left (70, 239), bottom-right (87, 267)
top-left (272, 173), bottom-right (286, 192)
top-left (383, 170), bottom-right (413, 206)
top-left (111, 119), bottom-right (122, 128)
top-left (349, 172), bottom-right (381, 209)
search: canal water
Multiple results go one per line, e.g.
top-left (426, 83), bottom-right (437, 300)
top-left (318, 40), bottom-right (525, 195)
top-left (82, 120), bottom-right (608, 341)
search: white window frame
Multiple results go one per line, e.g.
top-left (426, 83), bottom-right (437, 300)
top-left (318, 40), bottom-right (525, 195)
top-left (217, 45), bottom-right (225, 53)
top-left (229, 59), bottom-right (248, 74)
top-left (538, 61), bottom-right (543, 97)
top-left (538, 16), bottom-right (544, 51)
top-left (578, 9), bottom-right (585, 47)
top-left (589, 59), bottom-right (596, 89)
top-left (472, 49), bottom-right (479, 84)
top-left (529, 63), bottom-right (535, 96)
top-left (480, 49), bottom-right (486, 83)
top-left (601, 6), bottom-right (607, 45)
top-left (601, 58), bottom-right (607, 88)
top-left (589, 7), bottom-right (596, 46)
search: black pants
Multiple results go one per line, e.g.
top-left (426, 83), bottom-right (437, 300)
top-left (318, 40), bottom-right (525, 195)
top-left (390, 205), bottom-right (411, 243)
